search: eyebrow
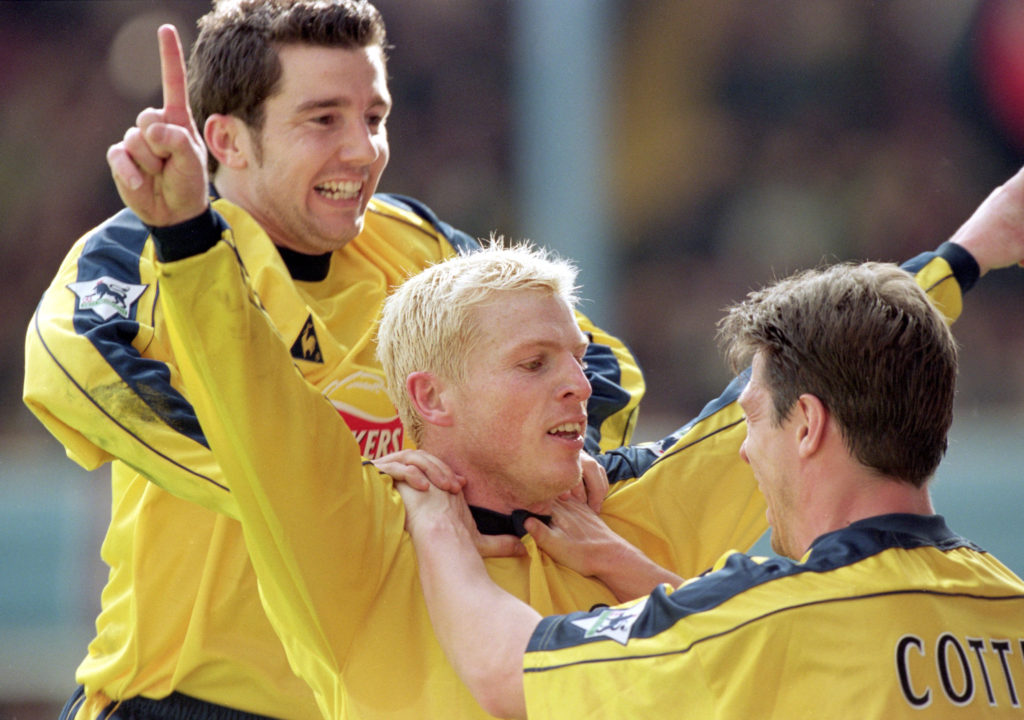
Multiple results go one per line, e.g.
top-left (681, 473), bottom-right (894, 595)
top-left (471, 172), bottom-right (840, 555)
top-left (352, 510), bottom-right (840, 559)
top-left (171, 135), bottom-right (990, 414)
top-left (294, 94), bottom-right (391, 115)
top-left (504, 335), bottom-right (590, 359)
top-left (294, 97), bottom-right (347, 114)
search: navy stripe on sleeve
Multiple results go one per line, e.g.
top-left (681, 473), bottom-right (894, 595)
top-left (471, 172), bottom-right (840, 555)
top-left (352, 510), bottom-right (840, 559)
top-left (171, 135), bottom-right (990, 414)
top-left (73, 210), bottom-right (208, 449)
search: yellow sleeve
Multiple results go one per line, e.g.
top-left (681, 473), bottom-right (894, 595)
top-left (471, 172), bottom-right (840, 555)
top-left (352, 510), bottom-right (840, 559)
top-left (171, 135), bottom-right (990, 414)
top-left (23, 217), bottom-right (239, 517)
top-left (157, 240), bottom-right (405, 720)
top-left (600, 373), bottom-right (766, 577)
top-left (912, 252), bottom-right (963, 323)
top-left (575, 310), bottom-right (646, 452)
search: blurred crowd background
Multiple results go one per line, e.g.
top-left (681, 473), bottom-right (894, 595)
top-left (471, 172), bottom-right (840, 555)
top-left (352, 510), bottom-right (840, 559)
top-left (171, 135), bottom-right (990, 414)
top-left (2, 1), bottom-right (1023, 716)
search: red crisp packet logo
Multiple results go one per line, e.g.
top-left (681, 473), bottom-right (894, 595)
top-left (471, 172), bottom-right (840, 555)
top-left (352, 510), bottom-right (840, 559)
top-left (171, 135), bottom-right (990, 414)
top-left (324, 371), bottom-right (405, 458)
top-left (336, 407), bottom-right (404, 459)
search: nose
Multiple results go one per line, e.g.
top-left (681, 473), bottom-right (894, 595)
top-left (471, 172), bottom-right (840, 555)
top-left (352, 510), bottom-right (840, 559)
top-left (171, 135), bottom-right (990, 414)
top-left (338, 119), bottom-right (381, 166)
top-left (561, 354), bottom-right (592, 402)
top-left (739, 437), bottom-right (750, 465)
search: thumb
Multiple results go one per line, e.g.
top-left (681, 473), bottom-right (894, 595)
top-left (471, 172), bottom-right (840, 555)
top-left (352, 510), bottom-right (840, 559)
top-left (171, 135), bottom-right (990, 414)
top-left (523, 517), bottom-right (554, 548)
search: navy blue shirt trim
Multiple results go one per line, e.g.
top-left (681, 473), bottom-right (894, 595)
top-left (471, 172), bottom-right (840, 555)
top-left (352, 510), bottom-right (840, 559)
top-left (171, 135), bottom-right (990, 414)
top-left (527, 514), bottom-right (989, 658)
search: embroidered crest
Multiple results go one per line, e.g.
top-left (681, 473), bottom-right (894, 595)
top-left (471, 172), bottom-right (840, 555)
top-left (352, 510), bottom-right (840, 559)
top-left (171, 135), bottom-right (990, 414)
top-left (570, 596), bottom-right (649, 645)
top-left (68, 277), bottom-right (148, 320)
top-left (291, 315), bottom-right (323, 363)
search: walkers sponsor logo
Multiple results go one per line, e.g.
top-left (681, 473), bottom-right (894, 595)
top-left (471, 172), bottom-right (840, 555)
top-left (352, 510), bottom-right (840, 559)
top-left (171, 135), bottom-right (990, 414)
top-left (337, 407), bottom-right (404, 459)
top-left (68, 277), bottom-right (147, 320)
top-left (325, 371), bottom-right (404, 459)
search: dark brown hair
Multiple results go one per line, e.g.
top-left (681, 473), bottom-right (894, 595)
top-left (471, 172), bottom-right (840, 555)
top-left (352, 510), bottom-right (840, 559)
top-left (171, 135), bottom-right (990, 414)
top-left (717, 262), bottom-right (958, 487)
top-left (188, 0), bottom-right (388, 172)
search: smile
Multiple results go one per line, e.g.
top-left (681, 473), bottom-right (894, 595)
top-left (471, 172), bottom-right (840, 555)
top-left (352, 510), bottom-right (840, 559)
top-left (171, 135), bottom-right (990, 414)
top-left (315, 180), bottom-right (361, 200)
top-left (547, 421), bottom-right (584, 438)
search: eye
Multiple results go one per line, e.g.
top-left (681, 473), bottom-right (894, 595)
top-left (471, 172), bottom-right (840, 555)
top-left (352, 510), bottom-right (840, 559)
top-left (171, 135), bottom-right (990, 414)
top-left (312, 113), bottom-right (336, 127)
top-left (520, 358), bottom-right (544, 372)
top-left (367, 103), bottom-right (390, 131)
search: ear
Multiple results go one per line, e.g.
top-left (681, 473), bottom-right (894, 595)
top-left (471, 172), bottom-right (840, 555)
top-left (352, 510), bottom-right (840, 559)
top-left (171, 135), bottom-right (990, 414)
top-left (204, 114), bottom-right (249, 170)
top-left (406, 371), bottom-right (454, 428)
top-left (794, 393), bottom-right (828, 458)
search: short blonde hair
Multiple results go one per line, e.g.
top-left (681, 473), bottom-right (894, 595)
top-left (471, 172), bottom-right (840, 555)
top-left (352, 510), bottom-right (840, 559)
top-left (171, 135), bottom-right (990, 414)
top-left (377, 239), bottom-right (579, 445)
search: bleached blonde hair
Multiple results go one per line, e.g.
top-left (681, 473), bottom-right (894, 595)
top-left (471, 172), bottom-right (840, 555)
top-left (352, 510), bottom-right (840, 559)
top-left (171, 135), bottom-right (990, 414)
top-left (377, 238), bottom-right (579, 445)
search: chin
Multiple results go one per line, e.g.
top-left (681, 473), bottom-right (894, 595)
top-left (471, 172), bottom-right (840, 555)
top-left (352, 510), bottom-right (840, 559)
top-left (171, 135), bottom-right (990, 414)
top-left (527, 476), bottom-right (577, 508)
top-left (555, 471), bottom-right (584, 498)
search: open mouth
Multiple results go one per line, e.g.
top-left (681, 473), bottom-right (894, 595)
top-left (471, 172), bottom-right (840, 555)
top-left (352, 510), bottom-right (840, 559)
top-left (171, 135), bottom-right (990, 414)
top-left (315, 180), bottom-right (362, 200)
top-left (547, 421), bottom-right (584, 440)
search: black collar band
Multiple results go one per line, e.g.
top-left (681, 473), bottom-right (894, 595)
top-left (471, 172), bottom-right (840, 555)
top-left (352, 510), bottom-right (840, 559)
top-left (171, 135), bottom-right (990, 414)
top-left (469, 506), bottom-right (552, 538)
top-left (277, 245), bottom-right (332, 281)
top-left (208, 183), bottom-right (333, 281)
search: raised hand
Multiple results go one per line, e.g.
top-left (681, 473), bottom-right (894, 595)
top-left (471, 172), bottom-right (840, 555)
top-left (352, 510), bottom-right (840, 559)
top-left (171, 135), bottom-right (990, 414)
top-left (950, 164), bottom-right (1024, 275)
top-left (107, 24), bottom-right (209, 227)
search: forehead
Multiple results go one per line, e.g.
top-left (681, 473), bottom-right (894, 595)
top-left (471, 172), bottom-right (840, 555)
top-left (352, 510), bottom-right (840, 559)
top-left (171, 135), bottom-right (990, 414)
top-left (471, 290), bottom-right (585, 351)
top-left (272, 43), bottom-right (390, 106)
top-left (739, 353), bottom-right (768, 411)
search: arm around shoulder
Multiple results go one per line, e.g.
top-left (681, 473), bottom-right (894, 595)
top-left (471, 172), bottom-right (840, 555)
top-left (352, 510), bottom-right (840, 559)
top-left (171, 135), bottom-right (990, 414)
top-left (399, 483), bottom-right (538, 720)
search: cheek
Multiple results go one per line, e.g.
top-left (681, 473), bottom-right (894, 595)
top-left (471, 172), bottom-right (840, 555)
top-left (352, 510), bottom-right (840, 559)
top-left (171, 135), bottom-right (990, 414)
top-left (372, 139), bottom-right (390, 170)
top-left (465, 384), bottom-right (515, 427)
top-left (743, 430), bottom-right (762, 465)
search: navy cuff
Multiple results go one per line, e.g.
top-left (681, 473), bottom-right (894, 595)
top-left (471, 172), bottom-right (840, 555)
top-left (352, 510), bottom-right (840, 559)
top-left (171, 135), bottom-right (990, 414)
top-left (934, 241), bottom-right (980, 294)
top-left (150, 206), bottom-right (225, 263)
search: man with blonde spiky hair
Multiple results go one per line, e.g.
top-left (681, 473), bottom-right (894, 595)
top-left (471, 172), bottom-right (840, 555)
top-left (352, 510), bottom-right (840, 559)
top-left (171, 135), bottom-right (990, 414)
top-left (376, 238), bottom-right (580, 446)
top-left (377, 240), bottom-right (593, 511)
top-left (153, 239), bottom-right (706, 718)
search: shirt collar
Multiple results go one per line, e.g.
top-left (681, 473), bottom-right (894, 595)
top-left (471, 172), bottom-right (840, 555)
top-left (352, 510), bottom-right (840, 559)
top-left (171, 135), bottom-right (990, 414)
top-left (469, 505), bottom-right (552, 538)
top-left (209, 184), bottom-right (332, 281)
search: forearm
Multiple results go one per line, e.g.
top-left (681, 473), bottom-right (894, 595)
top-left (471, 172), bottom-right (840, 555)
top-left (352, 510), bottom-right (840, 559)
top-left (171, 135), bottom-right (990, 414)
top-left (408, 507), bottom-right (538, 720)
top-left (591, 544), bottom-right (683, 603)
top-left (525, 501), bottom-right (683, 603)
top-left (947, 164), bottom-right (1024, 276)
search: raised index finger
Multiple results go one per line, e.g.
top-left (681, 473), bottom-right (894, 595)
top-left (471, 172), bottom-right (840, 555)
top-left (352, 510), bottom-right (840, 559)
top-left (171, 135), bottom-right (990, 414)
top-left (157, 24), bottom-right (192, 129)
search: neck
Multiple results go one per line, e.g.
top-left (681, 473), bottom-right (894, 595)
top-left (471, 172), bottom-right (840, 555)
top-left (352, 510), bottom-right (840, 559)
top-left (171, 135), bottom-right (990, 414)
top-left (804, 471), bottom-right (935, 554)
top-left (837, 476), bottom-right (935, 524)
top-left (421, 441), bottom-right (555, 516)
top-left (461, 482), bottom-right (555, 516)
top-left (469, 506), bottom-right (552, 538)
top-left (212, 175), bottom-right (289, 250)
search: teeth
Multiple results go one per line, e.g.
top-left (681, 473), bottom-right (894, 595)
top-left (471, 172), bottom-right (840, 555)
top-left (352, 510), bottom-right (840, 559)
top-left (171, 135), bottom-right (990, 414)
top-left (316, 180), bottom-right (361, 200)
top-left (548, 422), bottom-right (583, 435)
